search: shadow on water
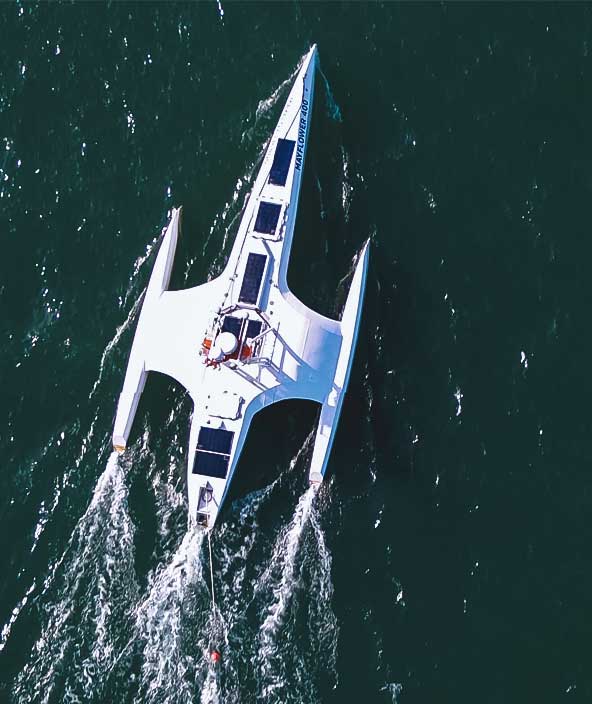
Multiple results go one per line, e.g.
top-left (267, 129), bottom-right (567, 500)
top-left (223, 399), bottom-right (318, 516)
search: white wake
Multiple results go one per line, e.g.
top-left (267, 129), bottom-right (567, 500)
top-left (255, 486), bottom-right (339, 703)
top-left (13, 451), bottom-right (139, 704)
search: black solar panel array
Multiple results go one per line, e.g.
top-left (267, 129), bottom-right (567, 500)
top-left (193, 427), bottom-right (234, 479)
top-left (255, 201), bottom-right (282, 235)
top-left (221, 315), bottom-right (262, 341)
top-left (197, 427), bottom-right (233, 454)
top-left (239, 253), bottom-right (267, 305)
top-left (221, 315), bottom-right (242, 337)
top-left (246, 320), bottom-right (262, 339)
top-left (269, 139), bottom-right (295, 186)
top-left (193, 453), bottom-right (229, 479)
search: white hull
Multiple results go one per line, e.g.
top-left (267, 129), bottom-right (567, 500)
top-left (112, 46), bottom-right (369, 529)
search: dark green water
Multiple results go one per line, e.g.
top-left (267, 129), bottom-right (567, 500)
top-left (1, 2), bottom-right (592, 702)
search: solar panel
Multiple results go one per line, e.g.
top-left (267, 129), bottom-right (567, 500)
top-left (269, 139), bottom-right (295, 186)
top-left (246, 320), bottom-right (262, 339)
top-left (193, 427), bottom-right (234, 479)
top-left (221, 315), bottom-right (242, 337)
top-left (197, 427), bottom-right (234, 455)
top-left (192, 452), bottom-right (230, 479)
top-left (255, 201), bottom-right (282, 235)
top-left (239, 253), bottom-right (267, 305)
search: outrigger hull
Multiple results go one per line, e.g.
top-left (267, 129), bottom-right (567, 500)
top-left (112, 45), bottom-right (369, 529)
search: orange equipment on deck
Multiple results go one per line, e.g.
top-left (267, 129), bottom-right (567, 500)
top-left (201, 337), bottom-right (252, 364)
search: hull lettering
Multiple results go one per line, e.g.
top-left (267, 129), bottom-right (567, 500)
top-left (295, 98), bottom-right (309, 171)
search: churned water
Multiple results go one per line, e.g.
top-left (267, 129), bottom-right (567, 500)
top-left (2, 3), bottom-right (592, 703)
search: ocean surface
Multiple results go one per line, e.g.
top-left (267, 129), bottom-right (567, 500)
top-left (1, 2), bottom-right (592, 702)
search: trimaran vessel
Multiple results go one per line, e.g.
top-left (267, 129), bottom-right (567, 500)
top-left (112, 45), bottom-right (369, 529)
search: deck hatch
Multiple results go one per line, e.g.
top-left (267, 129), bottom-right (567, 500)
top-left (238, 253), bottom-right (267, 305)
top-left (269, 139), bottom-right (295, 186)
top-left (255, 201), bottom-right (282, 235)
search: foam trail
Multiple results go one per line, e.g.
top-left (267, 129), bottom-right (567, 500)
top-left (257, 488), bottom-right (316, 700)
top-left (216, 481), bottom-right (279, 614)
top-left (28, 414), bottom-right (101, 560)
top-left (241, 48), bottom-right (307, 147)
top-left (200, 666), bottom-right (221, 704)
top-left (319, 66), bottom-right (343, 122)
top-left (381, 683), bottom-right (404, 703)
top-left (192, 444), bottom-right (318, 702)
top-left (259, 488), bottom-right (316, 643)
top-left (89, 289), bottom-right (145, 399)
top-left (13, 452), bottom-right (138, 704)
top-left (88, 214), bottom-right (168, 402)
top-left (340, 145), bottom-right (353, 223)
top-left (307, 494), bottom-right (339, 679)
top-left (0, 581), bottom-right (35, 654)
top-left (254, 69), bottom-right (297, 124)
top-left (219, 431), bottom-right (316, 611)
top-left (316, 174), bottom-right (327, 220)
top-left (0, 417), bottom-right (103, 658)
top-left (253, 485), bottom-right (338, 701)
top-left (131, 529), bottom-right (208, 704)
top-left (216, 174), bottom-right (255, 259)
top-left (183, 480), bottom-right (290, 703)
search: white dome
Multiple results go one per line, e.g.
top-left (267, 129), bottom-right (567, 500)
top-left (217, 331), bottom-right (238, 355)
top-left (208, 344), bottom-right (224, 362)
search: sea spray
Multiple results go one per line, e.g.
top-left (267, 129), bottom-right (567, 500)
top-left (13, 452), bottom-right (138, 704)
top-left (308, 494), bottom-right (339, 683)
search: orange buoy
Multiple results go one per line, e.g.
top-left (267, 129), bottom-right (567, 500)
top-left (210, 649), bottom-right (221, 664)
